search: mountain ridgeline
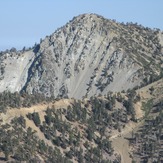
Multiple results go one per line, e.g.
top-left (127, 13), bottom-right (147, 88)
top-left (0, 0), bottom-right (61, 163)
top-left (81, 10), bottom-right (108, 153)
top-left (0, 14), bottom-right (163, 99)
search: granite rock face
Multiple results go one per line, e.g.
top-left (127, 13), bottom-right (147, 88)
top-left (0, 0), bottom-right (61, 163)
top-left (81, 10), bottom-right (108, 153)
top-left (0, 14), bottom-right (163, 99)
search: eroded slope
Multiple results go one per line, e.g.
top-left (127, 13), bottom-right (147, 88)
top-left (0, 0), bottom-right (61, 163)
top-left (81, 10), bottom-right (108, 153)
top-left (0, 14), bottom-right (163, 99)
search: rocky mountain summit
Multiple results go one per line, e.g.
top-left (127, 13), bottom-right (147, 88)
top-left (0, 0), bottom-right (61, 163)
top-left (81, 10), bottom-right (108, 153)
top-left (0, 14), bottom-right (163, 99)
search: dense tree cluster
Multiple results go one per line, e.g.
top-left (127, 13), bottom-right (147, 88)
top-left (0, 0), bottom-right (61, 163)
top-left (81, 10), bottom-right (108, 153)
top-left (0, 116), bottom-right (70, 162)
top-left (130, 99), bottom-right (163, 162)
top-left (0, 91), bottom-right (53, 113)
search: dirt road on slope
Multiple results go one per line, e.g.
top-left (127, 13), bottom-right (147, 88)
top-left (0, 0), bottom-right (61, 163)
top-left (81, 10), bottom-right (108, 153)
top-left (112, 136), bottom-right (131, 163)
top-left (1, 99), bottom-right (72, 124)
top-left (110, 121), bottom-right (143, 163)
top-left (0, 99), bottom-right (73, 147)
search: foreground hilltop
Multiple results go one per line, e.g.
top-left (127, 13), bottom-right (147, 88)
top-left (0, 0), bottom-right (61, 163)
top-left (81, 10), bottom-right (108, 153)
top-left (1, 78), bottom-right (163, 162)
top-left (0, 14), bottom-right (163, 99)
top-left (0, 89), bottom-right (143, 162)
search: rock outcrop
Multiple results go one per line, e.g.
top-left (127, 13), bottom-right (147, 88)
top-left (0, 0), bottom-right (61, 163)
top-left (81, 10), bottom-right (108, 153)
top-left (0, 14), bottom-right (163, 99)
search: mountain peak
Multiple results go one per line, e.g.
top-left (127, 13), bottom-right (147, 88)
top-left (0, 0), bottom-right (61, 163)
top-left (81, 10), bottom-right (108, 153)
top-left (0, 14), bottom-right (163, 99)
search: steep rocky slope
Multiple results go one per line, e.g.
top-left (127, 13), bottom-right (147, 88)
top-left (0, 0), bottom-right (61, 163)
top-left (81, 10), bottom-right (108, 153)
top-left (0, 14), bottom-right (163, 99)
top-left (0, 50), bottom-right (35, 92)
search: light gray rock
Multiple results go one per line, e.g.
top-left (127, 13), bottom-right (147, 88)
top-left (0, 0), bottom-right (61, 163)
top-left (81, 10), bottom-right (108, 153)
top-left (0, 14), bottom-right (163, 99)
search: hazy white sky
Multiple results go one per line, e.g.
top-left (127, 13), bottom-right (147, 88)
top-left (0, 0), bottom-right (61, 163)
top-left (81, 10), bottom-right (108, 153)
top-left (0, 0), bottom-right (163, 51)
